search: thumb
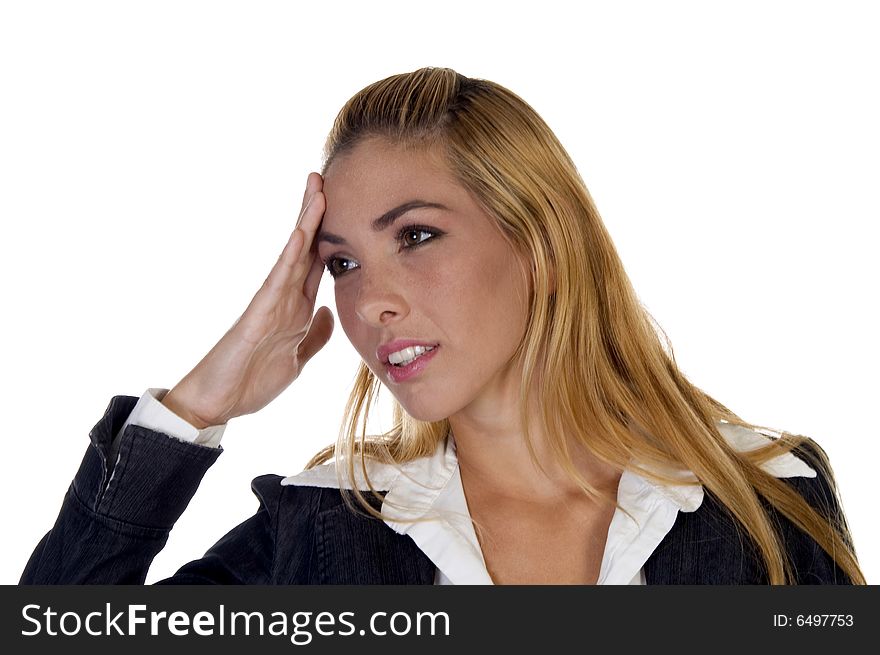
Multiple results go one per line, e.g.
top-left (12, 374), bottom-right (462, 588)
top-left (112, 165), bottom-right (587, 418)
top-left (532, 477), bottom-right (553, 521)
top-left (297, 306), bottom-right (335, 365)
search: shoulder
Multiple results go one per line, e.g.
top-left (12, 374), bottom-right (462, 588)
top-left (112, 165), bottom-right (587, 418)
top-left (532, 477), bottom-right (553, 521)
top-left (711, 428), bottom-right (848, 533)
top-left (712, 425), bottom-right (844, 516)
top-left (766, 436), bottom-right (846, 520)
top-left (715, 421), bottom-right (818, 478)
top-left (279, 457), bottom-right (403, 491)
top-left (665, 431), bottom-right (854, 584)
top-left (249, 473), bottom-right (343, 516)
top-left (735, 434), bottom-right (854, 584)
top-left (248, 470), bottom-right (389, 522)
top-left (773, 443), bottom-right (856, 584)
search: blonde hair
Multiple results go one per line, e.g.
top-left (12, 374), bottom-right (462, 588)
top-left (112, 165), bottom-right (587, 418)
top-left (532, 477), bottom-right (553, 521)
top-left (304, 67), bottom-right (864, 585)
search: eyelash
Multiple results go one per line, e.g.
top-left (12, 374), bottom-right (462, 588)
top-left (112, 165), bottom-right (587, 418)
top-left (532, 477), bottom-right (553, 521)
top-left (323, 224), bottom-right (442, 279)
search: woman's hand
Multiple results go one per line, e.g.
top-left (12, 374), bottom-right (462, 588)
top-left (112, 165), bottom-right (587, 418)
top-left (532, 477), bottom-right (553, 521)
top-left (161, 172), bottom-right (334, 428)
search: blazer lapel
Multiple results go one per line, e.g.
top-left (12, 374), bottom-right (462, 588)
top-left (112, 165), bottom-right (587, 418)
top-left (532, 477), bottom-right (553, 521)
top-left (314, 497), bottom-right (436, 585)
top-left (311, 484), bottom-right (766, 584)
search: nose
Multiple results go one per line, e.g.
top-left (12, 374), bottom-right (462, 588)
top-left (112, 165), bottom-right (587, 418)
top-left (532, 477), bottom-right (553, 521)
top-left (354, 266), bottom-right (409, 327)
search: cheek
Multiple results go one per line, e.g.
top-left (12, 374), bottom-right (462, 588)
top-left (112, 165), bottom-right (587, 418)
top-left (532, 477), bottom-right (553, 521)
top-left (333, 287), bottom-right (360, 345)
top-left (467, 255), bottom-right (531, 340)
top-left (452, 254), bottom-right (520, 311)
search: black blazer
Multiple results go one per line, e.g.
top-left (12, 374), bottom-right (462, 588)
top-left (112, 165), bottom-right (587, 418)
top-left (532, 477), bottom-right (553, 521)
top-left (21, 395), bottom-right (853, 585)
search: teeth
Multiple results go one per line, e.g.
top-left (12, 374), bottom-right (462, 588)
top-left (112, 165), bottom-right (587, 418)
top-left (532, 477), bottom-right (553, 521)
top-left (388, 345), bottom-right (435, 366)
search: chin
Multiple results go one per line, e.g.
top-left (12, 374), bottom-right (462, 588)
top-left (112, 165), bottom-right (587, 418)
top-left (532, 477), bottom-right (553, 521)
top-left (392, 397), bottom-right (451, 425)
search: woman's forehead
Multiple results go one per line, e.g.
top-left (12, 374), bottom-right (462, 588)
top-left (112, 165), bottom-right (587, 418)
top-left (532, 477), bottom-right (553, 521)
top-left (324, 139), bottom-right (450, 189)
top-left (321, 146), bottom-right (467, 229)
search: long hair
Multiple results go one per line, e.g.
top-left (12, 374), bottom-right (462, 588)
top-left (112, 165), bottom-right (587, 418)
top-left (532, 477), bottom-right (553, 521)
top-left (304, 67), bottom-right (864, 585)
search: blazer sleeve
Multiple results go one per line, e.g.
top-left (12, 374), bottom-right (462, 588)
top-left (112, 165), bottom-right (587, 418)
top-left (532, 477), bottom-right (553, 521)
top-left (153, 474), bottom-right (291, 585)
top-left (20, 394), bottom-right (222, 584)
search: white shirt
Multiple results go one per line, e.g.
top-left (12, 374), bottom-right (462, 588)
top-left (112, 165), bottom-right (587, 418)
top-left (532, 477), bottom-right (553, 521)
top-left (117, 388), bottom-right (817, 585)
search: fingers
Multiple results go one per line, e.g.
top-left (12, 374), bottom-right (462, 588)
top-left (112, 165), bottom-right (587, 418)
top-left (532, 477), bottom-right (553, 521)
top-left (297, 172), bottom-right (324, 229)
top-left (300, 172), bottom-right (321, 208)
top-left (268, 181), bottom-right (325, 293)
top-left (241, 173), bottom-right (326, 330)
top-left (297, 306), bottom-right (334, 365)
top-left (259, 229), bottom-right (304, 299)
top-left (303, 243), bottom-right (325, 301)
top-left (260, 174), bottom-right (325, 302)
top-left (300, 174), bottom-right (314, 208)
top-left (297, 189), bottom-right (325, 255)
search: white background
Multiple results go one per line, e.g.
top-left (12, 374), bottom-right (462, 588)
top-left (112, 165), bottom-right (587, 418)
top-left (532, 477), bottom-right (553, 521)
top-left (2, 0), bottom-right (876, 584)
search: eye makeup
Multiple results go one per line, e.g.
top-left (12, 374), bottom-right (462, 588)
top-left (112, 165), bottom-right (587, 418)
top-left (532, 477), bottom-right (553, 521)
top-left (322, 223), bottom-right (444, 279)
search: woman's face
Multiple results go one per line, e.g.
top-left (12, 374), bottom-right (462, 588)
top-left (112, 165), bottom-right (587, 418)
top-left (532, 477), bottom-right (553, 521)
top-left (317, 137), bottom-right (532, 423)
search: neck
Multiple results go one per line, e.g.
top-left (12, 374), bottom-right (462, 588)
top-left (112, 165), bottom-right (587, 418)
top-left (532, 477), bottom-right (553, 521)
top-left (447, 378), bottom-right (622, 504)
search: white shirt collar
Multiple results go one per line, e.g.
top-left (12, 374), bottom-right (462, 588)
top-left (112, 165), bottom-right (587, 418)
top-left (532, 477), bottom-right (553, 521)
top-left (281, 421), bottom-right (815, 584)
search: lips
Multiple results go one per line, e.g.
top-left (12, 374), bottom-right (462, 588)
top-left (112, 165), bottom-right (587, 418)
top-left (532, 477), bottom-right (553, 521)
top-left (376, 338), bottom-right (440, 365)
top-left (383, 344), bottom-right (440, 383)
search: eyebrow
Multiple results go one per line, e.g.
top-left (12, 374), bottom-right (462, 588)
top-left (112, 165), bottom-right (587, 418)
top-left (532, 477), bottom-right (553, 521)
top-left (316, 200), bottom-right (450, 246)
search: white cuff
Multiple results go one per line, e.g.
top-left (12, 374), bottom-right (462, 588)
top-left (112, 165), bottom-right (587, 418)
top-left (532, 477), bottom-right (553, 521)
top-left (113, 387), bottom-right (226, 449)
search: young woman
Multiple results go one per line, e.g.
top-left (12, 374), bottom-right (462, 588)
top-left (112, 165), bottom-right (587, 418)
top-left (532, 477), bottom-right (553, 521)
top-left (21, 67), bottom-right (865, 585)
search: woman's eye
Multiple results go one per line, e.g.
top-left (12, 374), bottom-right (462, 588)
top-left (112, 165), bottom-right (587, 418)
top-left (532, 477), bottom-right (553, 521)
top-left (400, 227), bottom-right (437, 248)
top-left (324, 257), bottom-right (355, 279)
top-left (323, 225), bottom-right (441, 280)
